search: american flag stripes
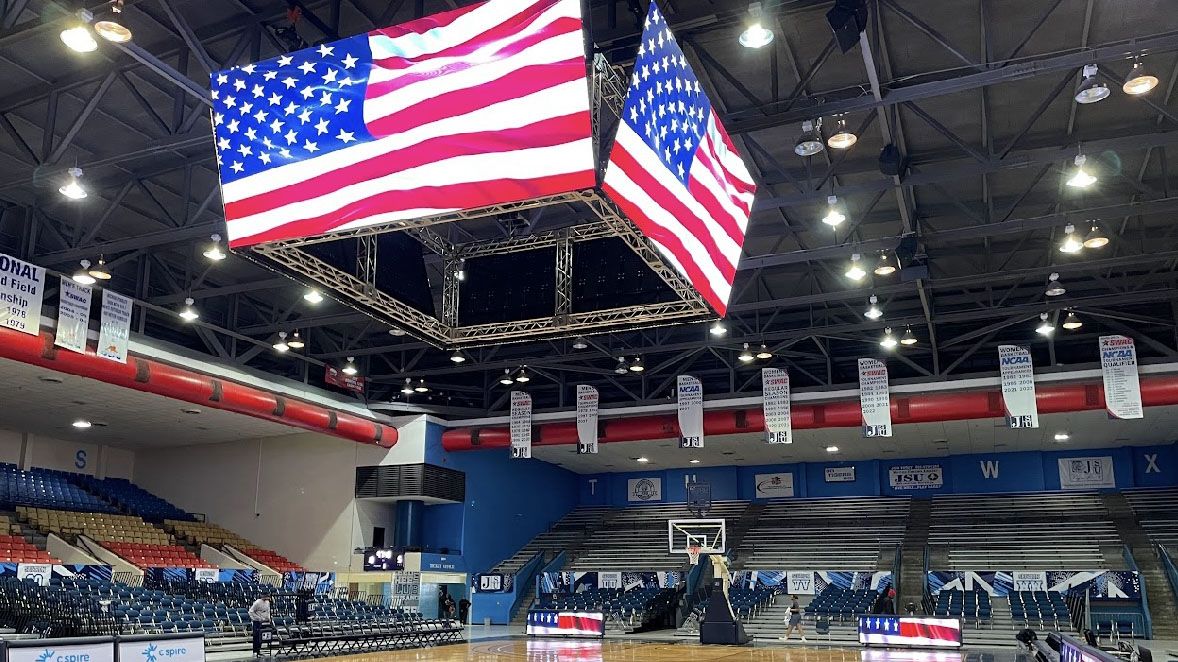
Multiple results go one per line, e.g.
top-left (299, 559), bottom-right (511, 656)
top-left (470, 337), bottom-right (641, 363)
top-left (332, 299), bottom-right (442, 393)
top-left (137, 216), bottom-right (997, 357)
top-left (211, 0), bottom-right (595, 248)
top-left (525, 610), bottom-right (605, 637)
top-left (858, 616), bottom-right (963, 648)
top-left (602, 2), bottom-right (756, 316)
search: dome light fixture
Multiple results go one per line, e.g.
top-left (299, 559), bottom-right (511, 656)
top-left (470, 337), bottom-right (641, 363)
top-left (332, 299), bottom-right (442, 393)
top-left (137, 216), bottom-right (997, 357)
top-left (455, 257), bottom-right (466, 282)
top-left (826, 116), bottom-right (857, 149)
top-left (59, 167), bottom-right (88, 200)
top-left (500, 369), bottom-right (515, 385)
top-left (1036, 312), bottom-right (1055, 336)
top-left (60, 14), bottom-right (98, 53)
top-left (825, 445), bottom-right (839, 453)
top-left (864, 294), bottom-right (883, 320)
top-left (1066, 154), bottom-right (1097, 188)
top-left (87, 256), bottom-right (112, 280)
top-left (341, 357), bottom-right (358, 376)
top-left (709, 321), bottom-right (728, 337)
top-left (572, 336), bottom-right (588, 349)
top-left (1123, 60), bottom-right (1159, 96)
top-left (1074, 64), bottom-right (1110, 104)
top-left (388, 327), bottom-right (407, 336)
top-left (1059, 223), bottom-right (1084, 254)
top-left (629, 356), bottom-right (645, 372)
top-left (738, 343), bottom-right (755, 362)
top-left (203, 234), bottom-right (226, 261)
top-left (873, 253), bottom-right (895, 276)
top-left (738, 3), bottom-right (774, 49)
top-left (794, 119), bottom-right (824, 157)
top-left (401, 378), bottom-right (415, 395)
top-left (1045, 272), bottom-right (1066, 297)
top-left (515, 367), bottom-right (531, 383)
top-left (449, 349), bottom-right (466, 363)
top-left (879, 327), bottom-right (898, 349)
top-left (755, 344), bottom-right (773, 360)
top-left (844, 253), bottom-right (866, 281)
top-left (72, 419), bottom-right (93, 429)
top-left (414, 378), bottom-right (429, 393)
top-left (272, 331), bottom-right (290, 353)
top-left (822, 195), bottom-right (845, 227)
top-left (900, 326), bottom-right (918, 346)
top-left (93, 0), bottom-right (131, 43)
top-left (1053, 431), bottom-right (1070, 442)
top-left (303, 288), bottom-right (324, 304)
top-left (72, 260), bottom-right (97, 285)
top-left (1062, 311), bottom-right (1083, 330)
top-left (1083, 223), bottom-right (1108, 249)
top-left (287, 330), bottom-right (305, 349)
top-left (178, 297), bottom-right (199, 322)
top-left (614, 357), bottom-right (628, 375)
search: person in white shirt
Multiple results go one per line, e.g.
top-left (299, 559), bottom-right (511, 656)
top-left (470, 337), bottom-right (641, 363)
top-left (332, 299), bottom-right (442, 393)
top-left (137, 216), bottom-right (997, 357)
top-left (249, 596), bottom-right (272, 656)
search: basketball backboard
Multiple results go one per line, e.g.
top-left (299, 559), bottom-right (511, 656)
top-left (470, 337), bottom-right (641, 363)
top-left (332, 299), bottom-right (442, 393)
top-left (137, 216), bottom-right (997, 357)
top-left (667, 518), bottom-right (726, 554)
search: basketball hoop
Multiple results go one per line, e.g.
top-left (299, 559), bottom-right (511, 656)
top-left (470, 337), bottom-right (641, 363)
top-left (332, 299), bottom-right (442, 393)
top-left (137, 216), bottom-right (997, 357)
top-left (687, 544), bottom-right (702, 565)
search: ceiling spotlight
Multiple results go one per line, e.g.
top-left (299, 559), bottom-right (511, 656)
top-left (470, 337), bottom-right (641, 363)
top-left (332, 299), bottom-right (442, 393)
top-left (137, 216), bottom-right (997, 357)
top-left (873, 253), bottom-right (896, 276)
top-left (87, 256), bottom-right (112, 280)
top-left (1059, 223), bottom-right (1084, 254)
top-left (413, 378), bottom-right (429, 393)
top-left (515, 368), bottom-right (531, 383)
top-left (1053, 431), bottom-right (1070, 442)
top-left (286, 330), bottom-right (305, 349)
top-left (178, 297), bottom-right (199, 322)
top-left (822, 195), bottom-right (846, 227)
top-left (1066, 154), bottom-right (1097, 188)
top-left (341, 357), bottom-right (358, 376)
top-left (455, 258), bottom-right (466, 282)
top-left (303, 288), bottom-right (324, 304)
top-left (794, 119), bottom-right (824, 157)
top-left (844, 253), bottom-right (866, 281)
top-left (629, 356), bottom-right (645, 372)
top-left (1123, 60), bottom-right (1159, 96)
top-left (401, 378), bottom-right (414, 395)
top-left (709, 321), bottom-right (728, 337)
top-left (72, 260), bottom-right (97, 286)
top-left (756, 344), bottom-right (773, 360)
top-left (59, 167), bottom-right (87, 200)
top-left (500, 369), bottom-right (515, 385)
top-left (738, 343), bottom-right (755, 362)
top-left (689, 459), bottom-right (701, 464)
top-left (900, 326), bottom-right (917, 346)
top-left (864, 294), bottom-right (883, 320)
top-left (1035, 312), bottom-right (1055, 336)
top-left (880, 327), bottom-right (898, 349)
top-left (1062, 311), bottom-right (1083, 330)
top-left (1045, 272), bottom-right (1066, 297)
top-left (272, 331), bottom-right (290, 353)
top-left (738, 2), bottom-right (773, 48)
top-left (572, 336), bottom-right (588, 349)
top-left (203, 234), bottom-right (226, 261)
top-left (1074, 64), bottom-right (1110, 104)
top-left (636, 457), bottom-right (650, 463)
top-left (614, 357), bottom-right (628, 375)
top-left (449, 350), bottom-right (466, 363)
top-left (825, 445), bottom-right (839, 453)
top-left (72, 419), bottom-right (93, 429)
top-left (93, 0), bottom-right (131, 43)
top-left (389, 327), bottom-right (407, 336)
top-left (60, 16), bottom-right (98, 53)
top-left (827, 116), bottom-right (857, 149)
top-left (1083, 223), bottom-right (1108, 249)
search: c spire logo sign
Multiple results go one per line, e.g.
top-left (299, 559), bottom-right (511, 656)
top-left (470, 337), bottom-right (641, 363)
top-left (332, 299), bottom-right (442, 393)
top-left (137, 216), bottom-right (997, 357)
top-left (36, 650), bottom-right (54, 662)
top-left (142, 644), bottom-right (158, 662)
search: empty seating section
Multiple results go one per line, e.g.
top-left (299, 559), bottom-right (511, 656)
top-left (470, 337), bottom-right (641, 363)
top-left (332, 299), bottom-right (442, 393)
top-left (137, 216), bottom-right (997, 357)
top-left (933, 590), bottom-right (992, 625)
top-left (1123, 488), bottom-right (1178, 550)
top-left (1009, 590), bottom-right (1069, 627)
top-left (737, 497), bottom-right (909, 569)
top-left (491, 507), bottom-right (610, 574)
top-left (543, 587), bottom-right (675, 629)
top-left (20, 508), bottom-right (171, 545)
top-left (243, 547), bottom-right (304, 572)
top-left (568, 501), bottom-right (748, 571)
top-left (72, 477), bottom-right (193, 521)
top-left (0, 465), bottom-right (114, 512)
top-left (166, 520), bottom-right (252, 548)
top-left (929, 493), bottom-right (1120, 569)
top-left (103, 542), bottom-right (214, 569)
top-left (0, 533), bottom-right (58, 563)
top-left (726, 587), bottom-right (775, 620)
top-left (804, 586), bottom-right (878, 621)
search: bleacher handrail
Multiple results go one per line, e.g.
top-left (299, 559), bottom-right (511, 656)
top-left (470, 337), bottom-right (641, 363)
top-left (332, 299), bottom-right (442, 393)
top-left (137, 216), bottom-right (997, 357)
top-left (1158, 544), bottom-right (1178, 606)
top-left (1121, 544), bottom-right (1151, 638)
top-left (508, 550), bottom-right (546, 621)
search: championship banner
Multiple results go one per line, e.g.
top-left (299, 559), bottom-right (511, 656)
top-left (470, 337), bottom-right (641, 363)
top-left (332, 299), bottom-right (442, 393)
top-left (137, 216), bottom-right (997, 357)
top-left (858, 358), bottom-right (892, 437)
top-left (97, 289), bottom-right (133, 362)
top-left (1099, 335), bottom-right (1143, 419)
top-left (998, 345), bottom-right (1038, 428)
top-left (575, 385), bottom-right (598, 455)
top-left (55, 278), bottom-right (92, 353)
top-left (0, 253), bottom-right (45, 335)
top-left (1059, 456), bottom-right (1116, 490)
top-left (324, 364), bottom-right (365, 394)
top-left (510, 391), bottom-right (533, 459)
top-left (677, 375), bottom-right (703, 448)
top-left (761, 367), bottom-right (792, 444)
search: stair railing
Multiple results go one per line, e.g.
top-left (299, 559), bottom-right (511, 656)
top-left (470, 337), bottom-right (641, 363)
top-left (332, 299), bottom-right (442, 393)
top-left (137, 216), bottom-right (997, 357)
top-left (1122, 544), bottom-right (1152, 638)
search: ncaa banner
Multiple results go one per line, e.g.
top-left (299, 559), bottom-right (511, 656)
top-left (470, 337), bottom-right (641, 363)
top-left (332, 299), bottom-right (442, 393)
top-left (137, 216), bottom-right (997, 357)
top-left (509, 391), bottom-right (533, 459)
top-left (677, 375), bottom-right (704, 448)
top-left (55, 278), bottom-right (92, 353)
top-left (0, 253), bottom-right (45, 335)
top-left (998, 345), bottom-right (1038, 428)
top-left (1099, 335), bottom-right (1143, 419)
top-left (858, 358), bottom-right (892, 437)
top-left (97, 288), bottom-right (133, 362)
top-left (761, 367), bottom-right (792, 444)
top-left (1059, 456), bottom-right (1116, 490)
top-left (576, 385), bottom-right (599, 454)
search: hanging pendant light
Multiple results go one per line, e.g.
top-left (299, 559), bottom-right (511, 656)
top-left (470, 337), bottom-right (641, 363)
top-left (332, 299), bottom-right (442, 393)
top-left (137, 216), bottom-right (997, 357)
top-left (414, 378), bottom-right (429, 393)
top-left (60, 20), bottom-right (98, 52)
top-left (844, 253), bottom-right (866, 281)
top-left (822, 195), bottom-right (845, 227)
top-left (900, 326), bottom-right (917, 346)
top-left (738, 343), bottom-right (755, 362)
top-left (755, 344), bottom-right (773, 360)
top-left (879, 327), bottom-right (898, 349)
top-left (614, 357), bottom-right (628, 375)
top-left (873, 253), bottom-right (895, 276)
top-left (1058, 224), bottom-right (1083, 254)
top-left (1045, 273), bottom-right (1066, 297)
top-left (1083, 223), bottom-right (1108, 249)
top-left (1036, 313), bottom-right (1055, 336)
top-left (1062, 311), bottom-right (1083, 330)
top-left (1066, 154), bottom-right (1097, 188)
top-left (709, 321), bottom-right (727, 337)
top-left (794, 119), bottom-right (824, 157)
top-left (59, 167), bottom-right (88, 199)
top-left (286, 330), bottom-right (305, 349)
top-left (449, 349), bottom-right (466, 363)
top-left (93, 0), bottom-right (132, 43)
top-left (515, 367), bottom-right (531, 383)
top-left (629, 356), bottom-right (645, 372)
top-left (401, 378), bottom-right (415, 395)
top-left (1123, 60), bottom-right (1159, 95)
top-left (203, 234), bottom-right (226, 261)
top-left (572, 336), bottom-right (589, 349)
top-left (303, 288), bottom-right (324, 304)
top-left (272, 332), bottom-right (290, 353)
top-left (178, 297), bottom-right (199, 322)
top-left (864, 295), bottom-right (883, 320)
top-left (739, 2), bottom-right (774, 48)
top-left (87, 256), bottom-right (112, 280)
top-left (827, 116), bottom-right (857, 149)
top-left (1074, 64), bottom-right (1110, 104)
top-left (500, 369), bottom-right (516, 385)
top-left (341, 357), bottom-right (358, 376)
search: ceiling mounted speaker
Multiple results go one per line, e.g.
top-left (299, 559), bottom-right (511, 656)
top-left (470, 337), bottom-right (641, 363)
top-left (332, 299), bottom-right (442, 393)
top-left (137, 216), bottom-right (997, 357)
top-left (826, 0), bottom-right (867, 53)
top-left (878, 143), bottom-right (908, 177)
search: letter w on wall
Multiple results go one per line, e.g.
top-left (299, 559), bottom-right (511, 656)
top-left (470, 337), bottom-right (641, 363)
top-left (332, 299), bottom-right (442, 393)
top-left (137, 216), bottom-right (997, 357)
top-left (980, 460), bottom-right (1000, 479)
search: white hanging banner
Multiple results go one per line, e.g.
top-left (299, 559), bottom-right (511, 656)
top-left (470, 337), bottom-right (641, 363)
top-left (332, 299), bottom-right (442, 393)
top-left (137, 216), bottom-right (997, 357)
top-left (858, 358), bottom-right (892, 437)
top-left (97, 289), bottom-right (133, 363)
top-left (509, 391), bottom-right (533, 459)
top-left (1100, 335), bottom-right (1143, 420)
top-left (0, 253), bottom-right (46, 335)
top-left (998, 345), bottom-right (1038, 429)
top-left (576, 384), bottom-right (599, 454)
top-left (761, 367), bottom-right (792, 444)
top-left (677, 375), bottom-right (704, 448)
top-left (55, 278), bottom-right (92, 353)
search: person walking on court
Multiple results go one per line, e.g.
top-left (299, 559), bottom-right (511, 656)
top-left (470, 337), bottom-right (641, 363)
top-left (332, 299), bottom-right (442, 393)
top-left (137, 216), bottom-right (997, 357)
top-left (249, 595), bottom-right (272, 657)
top-left (782, 594), bottom-right (806, 641)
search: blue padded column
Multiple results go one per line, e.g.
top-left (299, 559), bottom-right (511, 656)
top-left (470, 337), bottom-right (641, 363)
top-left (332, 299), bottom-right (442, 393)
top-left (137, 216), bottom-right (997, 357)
top-left (395, 499), bottom-right (424, 548)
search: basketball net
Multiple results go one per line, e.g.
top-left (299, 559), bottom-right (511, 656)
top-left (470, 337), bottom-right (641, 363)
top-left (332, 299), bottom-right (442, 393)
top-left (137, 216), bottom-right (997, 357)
top-left (687, 544), bottom-right (702, 565)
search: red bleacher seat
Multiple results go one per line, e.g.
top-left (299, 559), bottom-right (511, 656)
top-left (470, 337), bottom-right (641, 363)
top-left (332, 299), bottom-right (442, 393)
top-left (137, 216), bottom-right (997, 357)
top-left (0, 534), bottom-right (61, 563)
top-left (103, 541), bottom-right (215, 569)
top-left (243, 547), bottom-right (304, 572)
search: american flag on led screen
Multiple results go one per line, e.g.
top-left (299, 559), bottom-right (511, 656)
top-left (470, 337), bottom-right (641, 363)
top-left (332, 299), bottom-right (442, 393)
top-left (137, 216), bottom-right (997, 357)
top-left (602, 2), bottom-right (755, 316)
top-left (858, 616), bottom-right (962, 648)
top-left (210, 0), bottom-right (595, 247)
top-left (525, 610), bottom-right (605, 636)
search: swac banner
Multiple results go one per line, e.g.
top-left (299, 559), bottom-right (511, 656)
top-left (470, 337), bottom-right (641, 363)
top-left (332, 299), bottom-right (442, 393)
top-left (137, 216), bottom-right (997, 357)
top-left (858, 358), bottom-right (892, 437)
top-left (998, 345), bottom-right (1038, 428)
top-left (0, 253), bottom-right (45, 335)
top-left (97, 289), bottom-right (133, 362)
top-left (761, 367), bottom-right (791, 444)
top-left (510, 391), bottom-right (532, 459)
top-left (1099, 335), bottom-right (1143, 419)
top-left (55, 278), bottom-right (92, 353)
top-left (575, 385), bottom-right (598, 454)
top-left (677, 375), bottom-right (703, 448)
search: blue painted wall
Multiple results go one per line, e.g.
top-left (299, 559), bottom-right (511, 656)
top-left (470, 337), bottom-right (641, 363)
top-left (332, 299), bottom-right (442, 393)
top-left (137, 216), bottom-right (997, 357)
top-left (423, 422), bottom-right (579, 575)
top-left (574, 443), bottom-right (1177, 505)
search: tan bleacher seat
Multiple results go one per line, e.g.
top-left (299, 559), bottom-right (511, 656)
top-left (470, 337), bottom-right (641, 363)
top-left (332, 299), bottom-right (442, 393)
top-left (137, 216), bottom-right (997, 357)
top-left (18, 507), bottom-right (171, 545)
top-left (165, 520), bottom-right (253, 548)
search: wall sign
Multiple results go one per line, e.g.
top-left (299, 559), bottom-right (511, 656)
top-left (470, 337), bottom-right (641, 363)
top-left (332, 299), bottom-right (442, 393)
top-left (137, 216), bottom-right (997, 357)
top-left (825, 466), bottom-right (856, 483)
top-left (10, 641), bottom-right (115, 662)
top-left (787, 570), bottom-right (815, 595)
top-left (1099, 335), bottom-right (1143, 419)
top-left (509, 391), bottom-right (532, 459)
top-left (676, 375), bottom-right (703, 448)
top-left (888, 464), bottom-right (943, 490)
top-left (474, 573), bottom-right (512, 593)
top-left (0, 253), bottom-right (45, 335)
top-left (627, 477), bottom-right (661, 502)
top-left (575, 385), bottom-right (598, 454)
top-left (997, 344), bottom-right (1038, 428)
top-left (858, 358), bottom-right (892, 437)
top-left (761, 367), bottom-right (791, 444)
top-left (117, 635), bottom-right (205, 662)
top-left (194, 568), bottom-right (218, 583)
top-left (1059, 456), bottom-right (1116, 490)
top-left (16, 563), bottom-right (50, 586)
top-left (97, 289), bottom-right (133, 363)
top-left (753, 472), bottom-right (794, 498)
